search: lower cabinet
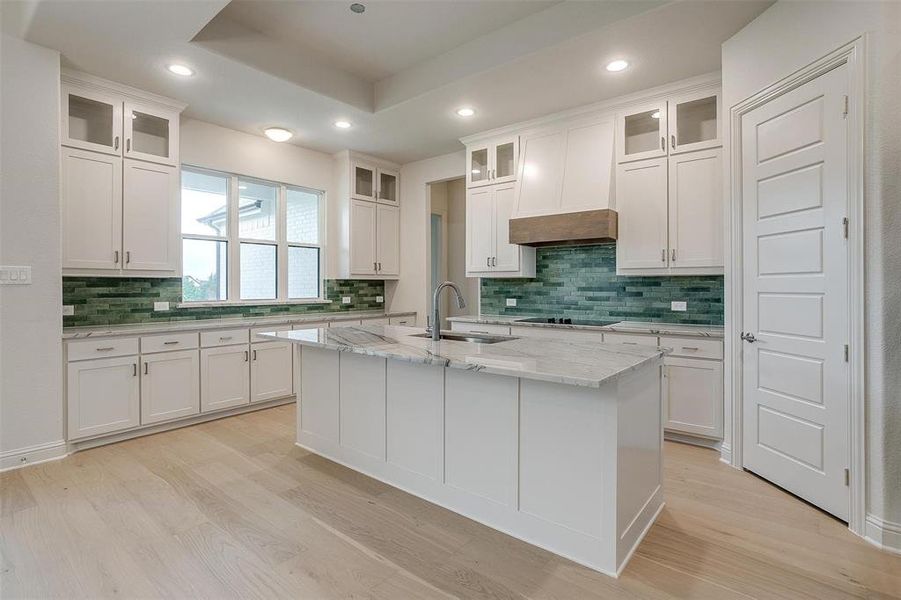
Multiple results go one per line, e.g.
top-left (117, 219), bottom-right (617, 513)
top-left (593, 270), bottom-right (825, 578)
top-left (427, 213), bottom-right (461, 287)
top-left (141, 349), bottom-right (200, 425)
top-left (662, 356), bottom-right (723, 439)
top-left (67, 355), bottom-right (140, 440)
top-left (200, 345), bottom-right (250, 413)
top-left (251, 341), bottom-right (293, 403)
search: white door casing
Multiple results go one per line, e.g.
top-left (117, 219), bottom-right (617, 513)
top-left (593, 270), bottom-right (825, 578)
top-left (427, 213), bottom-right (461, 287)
top-left (740, 64), bottom-right (849, 521)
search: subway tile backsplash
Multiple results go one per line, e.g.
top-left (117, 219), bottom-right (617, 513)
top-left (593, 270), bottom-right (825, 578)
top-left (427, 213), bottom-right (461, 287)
top-left (480, 244), bottom-right (723, 325)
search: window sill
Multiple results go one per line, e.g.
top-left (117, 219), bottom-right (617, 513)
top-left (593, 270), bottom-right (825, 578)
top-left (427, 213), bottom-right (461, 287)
top-left (176, 299), bottom-right (332, 309)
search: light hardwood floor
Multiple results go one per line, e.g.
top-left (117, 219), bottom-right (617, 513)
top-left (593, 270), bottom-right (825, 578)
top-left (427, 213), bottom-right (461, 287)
top-left (2, 404), bottom-right (899, 599)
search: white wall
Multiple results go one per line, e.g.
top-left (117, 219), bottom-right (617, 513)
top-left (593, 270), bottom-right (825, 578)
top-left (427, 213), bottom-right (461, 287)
top-left (721, 0), bottom-right (901, 541)
top-left (390, 150), bottom-right (466, 320)
top-left (0, 35), bottom-right (64, 468)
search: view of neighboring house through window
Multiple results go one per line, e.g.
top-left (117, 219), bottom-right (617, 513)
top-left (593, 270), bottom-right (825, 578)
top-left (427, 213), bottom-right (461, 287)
top-left (180, 167), bottom-right (323, 303)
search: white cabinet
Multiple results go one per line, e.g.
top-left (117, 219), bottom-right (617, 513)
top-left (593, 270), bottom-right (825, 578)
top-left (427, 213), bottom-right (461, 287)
top-left (141, 349), bottom-right (200, 425)
top-left (61, 85), bottom-right (123, 156)
top-left (616, 100), bottom-right (668, 163)
top-left (466, 136), bottom-right (518, 188)
top-left (466, 183), bottom-right (535, 277)
top-left (251, 341), bottom-right (294, 402)
top-left (348, 200), bottom-right (399, 277)
top-left (615, 158), bottom-right (669, 271)
top-left (514, 129), bottom-right (565, 217)
top-left (668, 148), bottom-right (723, 270)
top-left (67, 355), bottom-right (140, 440)
top-left (122, 160), bottom-right (179, 271)
top-left (351, 160), bottom-right (399, 206)
top-left (668, 89), bottom-right (721, 155)
top-left (663, 356), bottom-right (723, 439)
top-left (123, 101), bottom-right (179, 166)
top-left (377, 168), bottom-right (399, 206)
top-left (200, 345), bottom-right (250, 413)
top-left (376, 204), bottom-right (400, 276)
top-left (388, 315), bottom-right (416, 327)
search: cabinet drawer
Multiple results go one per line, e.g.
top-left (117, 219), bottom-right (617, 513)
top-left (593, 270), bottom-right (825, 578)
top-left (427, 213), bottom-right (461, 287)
top-left (200, 328), bottom-right (249, 348)
top-left (360, 317), bottom-right (389, 325)
top-left (251, 324), bottom-right (292, 343)
top-left (602, 332), bottom-right (658, 346)
top-left (450, 322), bottom-right (511, 335)
top-left (292, 321), bottom-right (328, 331)
top-left (659, 336), bottom-right (722, 360)
top-left (509, 326), bottom-right (603, 342)
top-left (68, 337), bottom-right (139, 361)
top-left (389, 315), bottom-right (416, 327)
top-left (141, 332), bottom-right (198, 354)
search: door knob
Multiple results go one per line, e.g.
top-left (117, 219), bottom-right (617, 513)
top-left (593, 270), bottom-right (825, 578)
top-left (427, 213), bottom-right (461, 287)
top-left (740, 332), bottom-right (757, 343)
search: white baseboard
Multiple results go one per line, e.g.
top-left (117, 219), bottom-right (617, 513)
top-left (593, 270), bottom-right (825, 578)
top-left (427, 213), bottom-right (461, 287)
top-left (664, 430), bottom-right (721, 451)
top-left (864, 514), bottom-right (901, 555)
top-left (0, 440), bottom-right (68, 472)
top-left (719, 442), bottom-right (734, 466)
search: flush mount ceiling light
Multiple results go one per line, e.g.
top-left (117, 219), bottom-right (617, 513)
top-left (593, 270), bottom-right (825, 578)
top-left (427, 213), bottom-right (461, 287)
top-left (605, 59), bottom-right (629, 72)
top-left (651, 111), bottom-right (660, 119)
top-left (456, 107), bottom-right (476, 117)
top-left (264, 127), bottom-right (293, 142)
top-left (334, 120), bottom-right (352, 129)
top-left (167, 63), bottom-right (194, 77)
top-left (350, 3), bottom-right (365, 13)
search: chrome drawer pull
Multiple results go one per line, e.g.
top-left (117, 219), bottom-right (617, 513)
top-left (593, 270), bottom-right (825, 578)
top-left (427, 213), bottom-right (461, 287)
top-left (163, 341), bottom-right (179, 345)
top-left (219, 336), bottom-right (233, 341)
top-left (681, 346), bottom-right (699, 351)
top-left (96, 346), bottom-right (115, 351)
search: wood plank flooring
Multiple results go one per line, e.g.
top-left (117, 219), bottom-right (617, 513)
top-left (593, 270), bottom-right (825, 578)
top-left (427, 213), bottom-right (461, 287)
top-left (2, 403), bottom-right (899, 599)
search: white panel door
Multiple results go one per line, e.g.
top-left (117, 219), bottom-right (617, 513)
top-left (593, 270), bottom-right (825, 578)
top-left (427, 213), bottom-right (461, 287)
top-left (339, 353), bottom-right (386, 460)
top-left (376, 204), bottom-right (400, 276)
top-left (141, 349), bottom-right (200, 425)
top-left (61, 147), bottom-right (122, 270)
top-left (741, 64), bottom-right (849, 521)
top-left (560, 118), bottom-right (615, 212)
top-left (200, 345), bottom-right (250, 412)
top-left (122, 160), bottom-right (179, 272)
top-left (616, 158), bottom-right (669, 270)
top-left (349, 199), bottom-right (377, 275)
top-left (514, 129), bottom-right (565, 217)
top-left (663, 357), bottom-right (723, 438)
top-left (668, 148), bottom-right (723, 270)
top-left (492, 183), bottom-right (520, 273)
top-left (251, 341), bottom-right (293, 402)
top-left (67, 356), bottom-right (139, 440)
top-left (466, 187), bottom-right (494, 273)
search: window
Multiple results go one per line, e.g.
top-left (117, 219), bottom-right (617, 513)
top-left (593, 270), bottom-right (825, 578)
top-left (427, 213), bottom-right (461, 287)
top-left (180, 167), bottom-right (323, 303)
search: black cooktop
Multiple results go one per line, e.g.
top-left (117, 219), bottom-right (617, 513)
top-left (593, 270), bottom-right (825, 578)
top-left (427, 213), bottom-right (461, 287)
top-left (516, 316), bottom-right (619, 327)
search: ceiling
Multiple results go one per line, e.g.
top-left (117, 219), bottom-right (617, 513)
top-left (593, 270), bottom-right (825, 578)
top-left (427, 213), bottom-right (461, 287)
top-left (4, 0), bottom-right (772, 164)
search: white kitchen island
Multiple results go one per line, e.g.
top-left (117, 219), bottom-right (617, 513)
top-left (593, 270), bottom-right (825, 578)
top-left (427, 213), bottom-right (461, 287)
top-left (260, 324), bottom-right (665, 577)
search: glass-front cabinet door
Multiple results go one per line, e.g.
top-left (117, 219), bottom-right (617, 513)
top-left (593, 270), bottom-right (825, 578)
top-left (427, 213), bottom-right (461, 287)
top-left (616, 101), bottom-right (668, 163)
top-left (123, 102), bottom-right (178, 166)
top-left (377, 168), bottom-right (399, 205)
top-left (351, 161), bottom-right (377, 201)
top-left (466, 144), bottom-right (491, 188)
top-left (491, 137), bottom-right (519, 185)
top-left (668, 90), bottom-right (720, 154)
top-left (61, 85), bottom-right (123, 156)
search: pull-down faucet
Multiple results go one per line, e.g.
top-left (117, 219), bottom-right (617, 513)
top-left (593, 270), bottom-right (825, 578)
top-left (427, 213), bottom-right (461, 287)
top-left (429, 281), bottom-right (467, 341)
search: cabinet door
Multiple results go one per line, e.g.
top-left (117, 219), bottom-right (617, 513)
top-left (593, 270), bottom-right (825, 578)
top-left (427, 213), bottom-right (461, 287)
top-left (616, 101), bottom-right (668, 163)
top-left (251, 341), bottom-right (293, 402)
top-left (491, 136), bottom-right (519, 185)
top-left (61, 147), bottom-right (123, 270)
top-left (200, 345), bottom-right (250, 412)
top-left (663, 357), bottom-right (723, 439)
top-left (616, 158), bottom-right (669, 271)
top-left (351, 161), bottom-right (377, 201)
top-left (668, 89), bottom-right (720, 155)
top-left (123, 102), bottom-right (179, 166)
top-left (560, 118), bottom-right (615, 212)
top-left (61, 85), bottom-right (122, 156)
top-left (67, 356), bottom-right (140, 440)
top-left (141, 349), bottom-right (200, 425)
top-left (350, 199), bottom-right (377, 275)
top-left (376, 204), bottom-right (400, 276)
top-left (668, 148), bottom-right (723, 270)
top-left (515, 129), bottom-right (566, 217)
top-left (122, 160), bottom-right (179, 272)
top-left (466, 187), bottom-right (494, 273)
top-left (377, 168), bottom-right (399, 206)
top-left (492, 183), bottom-right (520, 272)
top-left (466, 143), bottom-right (491, 188)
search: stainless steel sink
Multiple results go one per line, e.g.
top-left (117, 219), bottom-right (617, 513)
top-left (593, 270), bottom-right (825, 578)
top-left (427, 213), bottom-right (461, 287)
top-left (409, 332), bottom-right (516, 344)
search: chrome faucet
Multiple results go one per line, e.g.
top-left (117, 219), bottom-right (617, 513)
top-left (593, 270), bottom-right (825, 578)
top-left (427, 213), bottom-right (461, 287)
top-left (429, 281), bottom-right (467, 341)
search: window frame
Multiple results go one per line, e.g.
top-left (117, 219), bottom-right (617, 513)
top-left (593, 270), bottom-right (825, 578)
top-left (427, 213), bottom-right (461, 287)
top-left (180, 165), bottom-right (327, 306)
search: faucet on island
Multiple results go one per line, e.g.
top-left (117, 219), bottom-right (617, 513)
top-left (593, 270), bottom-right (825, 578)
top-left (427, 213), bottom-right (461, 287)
top-left (427, 281), bottom-right (467, 341)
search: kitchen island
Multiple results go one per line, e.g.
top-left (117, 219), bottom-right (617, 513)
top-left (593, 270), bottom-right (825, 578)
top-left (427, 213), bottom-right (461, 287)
top-left (259, 324), bottom-right (665, 576)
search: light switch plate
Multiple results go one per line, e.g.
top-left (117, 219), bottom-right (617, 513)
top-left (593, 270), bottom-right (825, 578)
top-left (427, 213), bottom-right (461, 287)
top-left (342, 296), bottom-right (351, 304)
top-left (154, 301), bottom-right (170, 311)
top-left (62, 305), bottom-right (75, 316)
top-left (0, 266), bottom-right (32, 285)
top-left (671, 301), bottom-right (687, 312)
top-left (506, 298), bottom-right (517, 307)
top-left (376, 295), bottom-right (384, 303)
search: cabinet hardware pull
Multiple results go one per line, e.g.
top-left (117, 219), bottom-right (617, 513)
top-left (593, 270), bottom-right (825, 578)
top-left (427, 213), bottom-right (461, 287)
top-left (671, 249), bottom-right (676, 262)
top-left (374, 261), bottom-right (377, 271)
top-left (133, 363), bottom-right (137, 376)
top-left (126, 138), bottom-right (131, 152)
top-left (144, 362), bottom-right (149, 375)
top-left (492, 257), bottom-right (496, 267)
top-left (114, 250), bottom-right (119, 264)
top-left (623, 342), bottom-right (638, 345)
top-left (219, 336), bottom-right (233, 341)
top-left (660, 136), bottom-right (665, 151)
top-left (671, 135), bottom-right (676, 150)
top-left (244, 350), bottom-right (249, 362)
top-left (96, 346), bottom-right (115, 351)
top-left (163, 340), bottom-right (179, 345)
top-left (252, 349), bottom-right (257, 361)
top-left (681, 346), bottom-right (699, 351)
top-left (487, 257), bottom-right (491, 267)
top-left (114, 136), bottom-right (119, 150)
top-left (126, 251), bottom-right (131, 265)
top-left (661, 249), bottom-right (666, 262)
top-left (377, 262), bottom-right (381, 271)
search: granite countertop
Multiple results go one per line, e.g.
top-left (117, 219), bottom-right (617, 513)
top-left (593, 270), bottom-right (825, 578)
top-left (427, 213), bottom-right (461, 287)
top-left (62, 311), bottom-right (416, 339)
top-left (446, 315), bottom-right (724, 339)
top-left (261, 324), bottom-right (664, 389)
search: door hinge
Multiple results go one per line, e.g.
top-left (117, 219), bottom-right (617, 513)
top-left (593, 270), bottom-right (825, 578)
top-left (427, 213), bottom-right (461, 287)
top-left (844, 468), bottom-right (850, 486)
top-left (844, 344), bottom-right (849, 362)
top-left (842, 217), bottom-right (849, 239)
top-left (842, 95), bottom-right (849, 118)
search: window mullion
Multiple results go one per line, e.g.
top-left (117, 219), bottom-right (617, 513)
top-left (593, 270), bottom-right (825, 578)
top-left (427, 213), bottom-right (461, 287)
top-left (228, 174), bottom-right (240, 302)
top-left (277, 184), bottom-right (288, 301)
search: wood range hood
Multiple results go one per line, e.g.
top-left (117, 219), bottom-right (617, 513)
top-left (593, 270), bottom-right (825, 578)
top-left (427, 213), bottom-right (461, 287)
top-left (508, 209), bottom-right (618, 247)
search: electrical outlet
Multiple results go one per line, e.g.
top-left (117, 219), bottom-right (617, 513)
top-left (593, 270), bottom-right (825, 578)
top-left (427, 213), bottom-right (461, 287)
top-left (0, 266), bottom-right (31, 285)
top-left (342, 296), bottom-right (351, 304)
top-left (671, 301), bottom-right (687, 312)
top-left (154, 301), bottom-right (170, 311)
top-left (506, 298), bottom-right (517, 307)
top-left (62, 305), bottom-right (75, 316)
top-left (376, 295), bottom-right (384, 303)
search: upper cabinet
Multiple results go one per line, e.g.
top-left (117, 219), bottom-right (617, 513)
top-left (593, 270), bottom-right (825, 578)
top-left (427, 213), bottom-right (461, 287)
top-left (465, 182), bottom-right (535, 278)
top-left (668, 89), bottom-right (721, 155)
top-left (123, 101), bottom-right (179, 166)
top-left (616, 100), bottom-right (668, 163)
top-left (62, 86), bottom-right (123, 156)
top-left (466, 135), bottom-right (519, 188)
top-left (352, 160), bottom-right (399, 206)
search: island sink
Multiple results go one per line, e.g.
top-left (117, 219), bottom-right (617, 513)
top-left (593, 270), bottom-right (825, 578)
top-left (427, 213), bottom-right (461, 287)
top-left (408, 331), bottom-right (516, 344)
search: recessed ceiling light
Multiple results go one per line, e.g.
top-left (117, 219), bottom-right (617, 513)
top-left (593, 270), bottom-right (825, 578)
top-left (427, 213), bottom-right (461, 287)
top-left (264, 127), bottom-right (293, 142)
top-left (605, 59), bottom-right (629, 72)
top-left (334, 120), bottom-right (352, 129)
top-left (651, 111), bottom-right (660, 119)
top-left (350, 3), bottom-right (365, 13)
top-left (167, 64), bottom-right (194, 77)
top-left (456, 107), bottom-right (476, 117)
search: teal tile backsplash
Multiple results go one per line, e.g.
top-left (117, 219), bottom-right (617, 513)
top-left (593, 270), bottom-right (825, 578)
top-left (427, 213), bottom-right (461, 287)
top-left (480, 244), bottom-right (723, 325)
top-left (63, 278), bottom-right (385, 327)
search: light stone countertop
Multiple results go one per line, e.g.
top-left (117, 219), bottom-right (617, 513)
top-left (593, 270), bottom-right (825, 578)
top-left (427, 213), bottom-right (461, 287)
top-left (446, 315), bottom-right (724, 339)
top-left (62, 311), bottom-right (416, 339)
top-left (261, 324), bottom-right (664, 389)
